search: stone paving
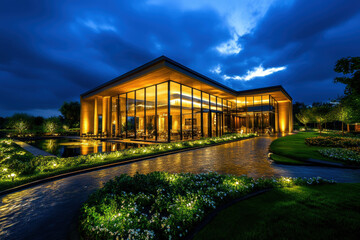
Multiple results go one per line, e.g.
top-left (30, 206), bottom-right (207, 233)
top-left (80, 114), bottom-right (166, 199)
top-left (1, 136), bottom-right (360, 240)
top-left (13, 140), bottom-right (55, 157)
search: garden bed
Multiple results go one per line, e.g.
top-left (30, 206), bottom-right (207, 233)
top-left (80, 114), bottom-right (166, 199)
top-left (79, 172), bottom-right (335, 240)
top-left (269, 132), bottom-right (360, 166)
top-left (0, 133), bottom-right (255, 192)
top-left (269, 132), bottom-right (338, 165)
top-left (305, 135), bottom-right (360, 165)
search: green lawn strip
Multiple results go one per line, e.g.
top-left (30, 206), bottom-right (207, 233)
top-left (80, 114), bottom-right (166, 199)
top-left (270, 153), bottom-right (309, 165)
top-left (194, 183), bottom-right (360, 240)
top-left (270, 132), bottom-right (342, 164)
top-left (0, 134), bottom-right (255, 192)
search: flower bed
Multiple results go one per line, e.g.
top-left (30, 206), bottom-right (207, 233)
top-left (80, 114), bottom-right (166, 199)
top-left (0, 133), bottom-right (255, 189)
top-left (79, 172), bottom-right (335, 240)
top-left (318, 148), bottom-right (360, 164)
top-left (305, 136), bottom-right (360, 148)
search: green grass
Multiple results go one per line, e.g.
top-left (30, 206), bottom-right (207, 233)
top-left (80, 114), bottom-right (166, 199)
top-left (270, 132), bottom-right (341, 164)
top-left (270, 153), bottom-right (309, 165)
top-left (194, 183), bottom-right (360, 240)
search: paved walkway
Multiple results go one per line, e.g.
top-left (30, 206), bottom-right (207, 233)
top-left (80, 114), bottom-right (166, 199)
top-left (13, 140), bottom-right (55, 157)
top-left (1, 137), bottom-right (360, 240)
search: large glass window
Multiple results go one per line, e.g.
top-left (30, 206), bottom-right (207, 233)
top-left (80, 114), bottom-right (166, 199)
top-left (217, 98), bottom-right (223, 135)
top-left (246, 96), bottom-right (254, 133)
top-left (157, 82), bottom-right (168, 142)
top-left (210, 95), bottom-right (217, 111)
top-left (237, 97), bottom-right (245, 112)
top-left (136, 89), bottom-right (145, 139)
top-left (223, 100), bottom-right (230, 133)
top-left (170, 82), bottom-right (181, 141)
top-left (127, 92), bottom-right (135, 138)
top-left (193, 89), bottom-right (201, 139)
top-left (111, 97), bottom-right (117, 137)
top-left (119, 94), bottom-right (126, 137)
top-left (145, 86), bottom-right (156, 140)
top-left (254, 96), bottom-right (262, 133)
top-left (182, 85), bottom-right (192, 139)
top-left (202, 92), bottom-right (209, 137)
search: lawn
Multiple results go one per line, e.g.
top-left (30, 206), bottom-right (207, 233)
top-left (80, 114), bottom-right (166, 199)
top-left (194, 183), bottom-right (360, 240)
top-left (269, 132), bottom-right (342, 164)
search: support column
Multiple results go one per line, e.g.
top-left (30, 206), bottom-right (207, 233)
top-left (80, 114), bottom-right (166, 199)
top-left (102, 96), bottom-right (110, 136)
top-left (275, 102), bottom-right (278, 133)
top-left (94, 97), bottom-right (98, 135)
top-left (278, 101), bottom-right (290, 133)
top-left (289, 101), bottom-right (293, 132)
top-left (107, 97), bottom-right (112, 135)
top-left (80, 97), bottom-right (94, 135)
top-left (116, 96), bottom-right (120, 136)
top-left (167, 81), bottom-right (171, 143)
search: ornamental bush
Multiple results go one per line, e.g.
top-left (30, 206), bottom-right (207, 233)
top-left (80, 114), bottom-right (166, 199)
top-left (305, 136), bottom-right (360, 148)
top-left (318, 148), bottom-right (360, 164)
top-left (79, 172), bottom-right (335, 240)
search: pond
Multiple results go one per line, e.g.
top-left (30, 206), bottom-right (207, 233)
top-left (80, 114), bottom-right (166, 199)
top-left (25, 138), bottom-right (144, 157)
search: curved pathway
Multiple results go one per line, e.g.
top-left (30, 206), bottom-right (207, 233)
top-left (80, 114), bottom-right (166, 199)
top-left (1, 136), bottom-right (360, 240)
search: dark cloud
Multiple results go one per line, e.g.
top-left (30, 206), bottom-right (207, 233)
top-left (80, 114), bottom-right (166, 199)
top-left (0, 0), bottom-right (359, 116)
top-left (220, 0), bottom-right (360, 103)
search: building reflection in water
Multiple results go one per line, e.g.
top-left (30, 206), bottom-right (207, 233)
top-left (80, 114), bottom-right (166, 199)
top-left (25, 138), bottom-right (144, 158)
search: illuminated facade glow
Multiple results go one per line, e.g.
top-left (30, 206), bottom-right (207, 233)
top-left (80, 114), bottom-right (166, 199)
top-left (80, 56), bottom-right (293, 142)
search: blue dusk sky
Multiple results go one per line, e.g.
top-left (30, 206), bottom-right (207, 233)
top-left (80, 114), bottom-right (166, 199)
top-left (1, 0), bottom-right (360, 117)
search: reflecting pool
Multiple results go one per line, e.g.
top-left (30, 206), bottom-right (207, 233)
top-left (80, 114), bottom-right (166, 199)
top-left (25, 138), bottom-right (144, 157)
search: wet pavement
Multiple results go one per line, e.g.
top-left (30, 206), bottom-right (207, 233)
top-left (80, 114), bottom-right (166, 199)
top-left (1, 136), bottom-right (360, 240)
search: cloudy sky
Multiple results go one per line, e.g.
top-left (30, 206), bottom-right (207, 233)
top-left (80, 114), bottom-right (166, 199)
top-left (1, 0), bottom-right (359, 117)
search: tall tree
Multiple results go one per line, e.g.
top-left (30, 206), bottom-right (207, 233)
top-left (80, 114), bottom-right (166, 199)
top-left (310, 104), bottom-right (332, 134)
top-left (334, 57), bottom-right (360, 125)
top-left (295, 108), bottom-right (311, 130)
top-left (293, 102), bottom-right (307, 126)
top-left (333, 104), bottom-right (351, 134)
top-left (334, 57), bottom-right (360, 95)
top-left (6, 113), bottom-right (33, 130)
top-left (59, 101), bottom-right (80, 128)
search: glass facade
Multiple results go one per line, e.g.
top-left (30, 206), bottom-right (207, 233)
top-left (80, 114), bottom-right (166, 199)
top-left (106, 80), bottom-right (280, 142)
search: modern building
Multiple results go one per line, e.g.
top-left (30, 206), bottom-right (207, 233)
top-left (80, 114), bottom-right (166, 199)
top-left (80, 56), bottom-right (293, 142)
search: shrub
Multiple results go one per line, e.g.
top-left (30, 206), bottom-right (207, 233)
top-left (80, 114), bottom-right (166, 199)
top-left (305, 136), bottom-right (360, 148)
top-left (43, 117), bottom-right (61, 134)
top-left (79, 172), bottom-right (335, 240)
top-left (318, 148), bottom-right (360, 164)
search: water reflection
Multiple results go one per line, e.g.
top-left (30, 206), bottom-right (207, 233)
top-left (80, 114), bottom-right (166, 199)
top-left (1, 136), bottom-right (360, 240)
top-left (25, 138), bottom-right (144, 157)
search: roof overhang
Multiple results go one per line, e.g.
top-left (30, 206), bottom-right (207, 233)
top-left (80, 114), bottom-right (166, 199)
top-left (81, 56), bottom-right (292, 103)
top-left (236, 85), bottom-right (292, 102)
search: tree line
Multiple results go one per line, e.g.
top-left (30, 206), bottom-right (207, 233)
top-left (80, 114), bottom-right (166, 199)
top-left (0, 101), bottom-right (80, 136)
top-left (295, 56), bottom-right (360, 134)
